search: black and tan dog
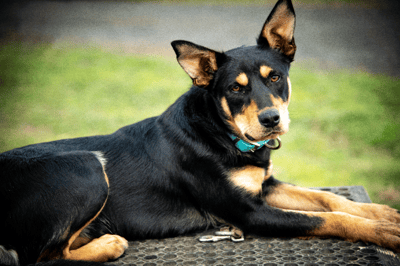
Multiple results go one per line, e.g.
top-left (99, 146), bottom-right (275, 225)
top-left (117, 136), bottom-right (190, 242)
top-left (1, 0), bottom-right (399, 265)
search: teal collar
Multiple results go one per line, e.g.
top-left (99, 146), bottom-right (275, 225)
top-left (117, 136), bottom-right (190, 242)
top-left (228, 134), bottom-right (281, 152)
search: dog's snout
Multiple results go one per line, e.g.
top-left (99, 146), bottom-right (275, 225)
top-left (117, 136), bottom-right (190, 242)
top-left (259, 109), bottom-right (280, 128)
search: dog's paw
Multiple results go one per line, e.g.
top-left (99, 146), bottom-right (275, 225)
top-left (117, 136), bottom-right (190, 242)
top-left (343, 217), bottom-right (400, 253)
top-left (97, 234), bottom-right (128, 260)
top-left (82, 234), bottom-right (128, 262)
top-left (67, 234), bottom-right (128, 262)
top-left (354, 203), bottom-right (400, 223)
top-left (311, 212), bottom-right (400, 253)
top-left (370, 219), bottom-right (400, 253)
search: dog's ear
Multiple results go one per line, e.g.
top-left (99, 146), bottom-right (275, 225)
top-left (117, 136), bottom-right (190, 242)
top-left (171, 40), bottom-right (224, 88)
top-left (257, 0), bottom-right (296, 60)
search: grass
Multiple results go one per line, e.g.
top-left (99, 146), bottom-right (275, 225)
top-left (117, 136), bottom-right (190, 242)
top-left (1, 42), bottom-right (399, 209)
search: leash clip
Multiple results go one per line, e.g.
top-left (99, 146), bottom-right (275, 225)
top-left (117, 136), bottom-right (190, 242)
top-left (198, 227), bottom-right (245, 243)
top-left (249, 142), bottom-right (261, 153)
top-left (198, 234), bottom-right (244, 243)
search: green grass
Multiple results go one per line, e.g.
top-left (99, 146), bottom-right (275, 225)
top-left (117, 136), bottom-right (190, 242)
top-left (1, 42), bottom-right (399, 209)
top-left (0, 42), bottom-right (187, 147)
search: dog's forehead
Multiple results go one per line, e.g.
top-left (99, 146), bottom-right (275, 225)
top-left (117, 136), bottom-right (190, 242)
top-left (224, 45), bottom-right (290, 74)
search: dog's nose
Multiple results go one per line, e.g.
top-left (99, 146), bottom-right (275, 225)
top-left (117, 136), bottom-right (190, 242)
top-left (259, 109), bottom-right (280, 128)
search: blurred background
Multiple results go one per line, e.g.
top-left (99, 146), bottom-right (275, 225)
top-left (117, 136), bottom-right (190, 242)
top-left (0, 0), bottom-right (399, 208)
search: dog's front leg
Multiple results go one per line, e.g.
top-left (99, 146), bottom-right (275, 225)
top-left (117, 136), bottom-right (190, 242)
top-left (264, 182), bottom-right (400, 223)
top-left (243, 203), bottom-right (400, 252)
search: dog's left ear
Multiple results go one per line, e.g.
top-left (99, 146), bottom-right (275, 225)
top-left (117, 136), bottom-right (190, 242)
top-left (257, 0), bottom-right (296, 60)
top-left (171, 40), bottom-right (224, 88)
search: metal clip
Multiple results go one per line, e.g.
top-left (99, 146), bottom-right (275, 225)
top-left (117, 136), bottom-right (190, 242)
top-left (231, 235), bottom-right (245, 242)
top-left (199, 230), bottom-right (245, 243)
top-left (198, 235), bottom-right (232, 242)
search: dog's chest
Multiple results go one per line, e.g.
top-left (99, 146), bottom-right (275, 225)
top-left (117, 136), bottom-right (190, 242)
top-left (228, 165), bottom-right (269, 195)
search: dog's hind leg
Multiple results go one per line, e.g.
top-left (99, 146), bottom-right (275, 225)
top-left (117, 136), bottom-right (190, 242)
top-left (37, 151), bottom-right (128, 263)
top-left (1, 150), bottom-right (127, 264)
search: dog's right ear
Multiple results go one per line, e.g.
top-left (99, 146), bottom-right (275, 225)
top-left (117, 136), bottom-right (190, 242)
top-left (257, 0), bottom-right (296, 61)
top-left (171, 40), bottom-right (224, 88)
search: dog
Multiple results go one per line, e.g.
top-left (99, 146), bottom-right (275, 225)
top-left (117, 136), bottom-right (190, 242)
top-left (1, 0), bottom-right (399, 265)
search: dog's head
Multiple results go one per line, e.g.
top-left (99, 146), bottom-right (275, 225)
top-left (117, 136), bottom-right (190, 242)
top-left (172, 0), bottom-right (295, 144)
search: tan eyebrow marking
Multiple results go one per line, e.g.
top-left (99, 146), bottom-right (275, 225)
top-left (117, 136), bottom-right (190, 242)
top-left (260, 65), bottom-right (272, 78)
top-left (236, 73), bottom-right (248, 86)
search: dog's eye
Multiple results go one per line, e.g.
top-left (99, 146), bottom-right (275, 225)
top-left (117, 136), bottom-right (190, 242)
top-left (231, 86), bottom-right (241, 93)
top-left (271, 75), bottom-right (280, 82)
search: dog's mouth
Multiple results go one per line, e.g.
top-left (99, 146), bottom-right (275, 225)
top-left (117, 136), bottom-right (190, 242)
top-left (245, 134), bottom-right (256, 141)
top-left (244, 130), bottom-right (284, 143)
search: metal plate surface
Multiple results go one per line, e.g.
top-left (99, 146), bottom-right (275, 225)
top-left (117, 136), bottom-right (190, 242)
top-left (107, 186), bottom-right (400, 266)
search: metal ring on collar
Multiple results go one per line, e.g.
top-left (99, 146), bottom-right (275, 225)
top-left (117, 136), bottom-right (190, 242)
top-left (265, 137), bottom-right (282, 150)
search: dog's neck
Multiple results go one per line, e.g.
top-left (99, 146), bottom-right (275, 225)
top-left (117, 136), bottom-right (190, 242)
top-left (227, 133), bottom-right (274, 153)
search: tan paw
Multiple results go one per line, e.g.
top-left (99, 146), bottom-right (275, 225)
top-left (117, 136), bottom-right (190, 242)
top-left (96, 234), bottom-right (128, 261)
top-left (356, 203), bottom-right (400, 223)
top-left (67, 234), bottom-right (128, 262)
top-left (371, 219), bottom-right (400, 253)
top-left (337, 215), bottom-right (400, 253)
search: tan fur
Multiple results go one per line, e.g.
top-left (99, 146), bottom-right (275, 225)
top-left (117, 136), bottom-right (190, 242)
top-left (236, 73), bottom-right (249, 86)
top-left (234, 101), bottom-right (261, 140)
top-left (229, 166), bottom-right (267, 194)
top-left (260, 65), bottom-right (272, 78)
top-left (175, 45), bottom-right (218, 87)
